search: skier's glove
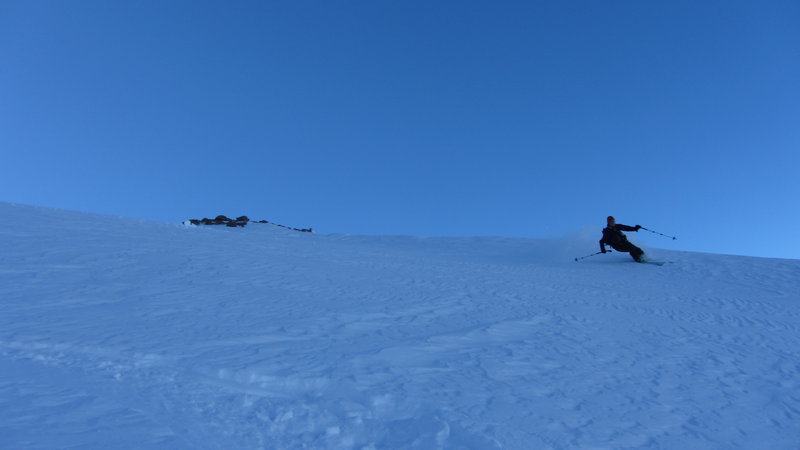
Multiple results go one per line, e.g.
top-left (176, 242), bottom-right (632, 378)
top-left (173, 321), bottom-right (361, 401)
top-left (601, 249), bottom-right (607, 253)
top-left (635, 225), bottom-right (641, 230)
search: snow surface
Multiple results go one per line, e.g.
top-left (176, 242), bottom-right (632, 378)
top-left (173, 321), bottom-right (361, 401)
top-left (1, 202), bottom-right (799, 449)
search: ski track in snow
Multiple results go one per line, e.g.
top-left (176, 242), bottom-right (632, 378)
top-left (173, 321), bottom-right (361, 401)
top-left (1, 203), bottom-right (799, 449)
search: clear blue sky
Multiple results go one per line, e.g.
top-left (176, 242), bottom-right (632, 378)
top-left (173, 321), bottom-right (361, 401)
top-left (2, 1), bottom-right (799, 258)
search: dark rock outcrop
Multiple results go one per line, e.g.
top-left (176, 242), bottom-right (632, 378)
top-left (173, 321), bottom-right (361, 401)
top-left (187, 215), bottom-right (311, 232)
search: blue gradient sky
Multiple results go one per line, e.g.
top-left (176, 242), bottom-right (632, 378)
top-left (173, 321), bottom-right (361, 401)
top-left (2, 1), bottom-right (799, 258)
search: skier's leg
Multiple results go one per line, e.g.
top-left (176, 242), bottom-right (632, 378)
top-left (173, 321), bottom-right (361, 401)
top-left (617, 242), bottom-right (644, 262)
top-left (630, 245), bottom-right (645, 262)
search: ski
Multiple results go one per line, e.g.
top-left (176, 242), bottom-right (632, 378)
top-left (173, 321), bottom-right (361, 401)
top-left (639, 260), bottom-right (668, 266)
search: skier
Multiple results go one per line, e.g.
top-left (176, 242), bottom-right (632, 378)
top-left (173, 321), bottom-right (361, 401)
top-left (600, 216), bottom-right (645, 262)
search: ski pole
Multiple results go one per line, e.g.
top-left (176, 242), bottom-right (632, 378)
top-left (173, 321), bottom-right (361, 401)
top-left (575, 250), bottom-right (611, 262)
top-left (639, 226), bottom-right (677, 240)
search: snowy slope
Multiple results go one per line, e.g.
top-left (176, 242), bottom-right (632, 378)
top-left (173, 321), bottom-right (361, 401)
top-left (1, 202), bottom-right (799, 449)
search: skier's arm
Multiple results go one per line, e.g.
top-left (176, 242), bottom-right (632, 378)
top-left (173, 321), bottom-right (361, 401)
top-left (617, 224), bottom-right (640, 232)
top-left (599, 238), bottom-right (607, 253)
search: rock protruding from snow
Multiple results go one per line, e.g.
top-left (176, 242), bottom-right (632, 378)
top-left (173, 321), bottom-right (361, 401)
top-left (186, 215), bottom-right (312, 232)
top-left (188, 215), bottom-right (250, 227)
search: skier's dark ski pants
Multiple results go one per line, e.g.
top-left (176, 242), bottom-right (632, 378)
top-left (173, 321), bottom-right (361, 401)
top-left (611, 242), bottom-right (645, 262)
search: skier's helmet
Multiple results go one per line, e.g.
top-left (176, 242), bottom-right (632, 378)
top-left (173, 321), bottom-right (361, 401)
top-left (607, 216), bottom-right (615, 223)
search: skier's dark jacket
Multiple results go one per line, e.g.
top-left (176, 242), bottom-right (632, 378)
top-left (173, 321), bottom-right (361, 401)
top-left (600, 224), bottom-right (640, 253)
